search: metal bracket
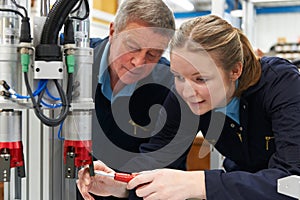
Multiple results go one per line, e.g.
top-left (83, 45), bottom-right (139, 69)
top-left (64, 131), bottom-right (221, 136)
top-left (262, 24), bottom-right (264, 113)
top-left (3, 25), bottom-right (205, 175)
top-left (65, 151), bottom-right (76, 179)
top-left (278, 175), bottom-right (300, 199)
top-left (0, 152), bottom-right (11, 182)
top-left (17, 165), bottom-right (25, 178)
top-left (34, 61), bottom-right (64, 79)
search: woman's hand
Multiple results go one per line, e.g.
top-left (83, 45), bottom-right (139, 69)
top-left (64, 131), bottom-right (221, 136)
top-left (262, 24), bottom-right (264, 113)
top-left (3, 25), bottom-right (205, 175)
top-left (77, 160), bottom-right (129, 200)
top-left (127, 169), bottom-right (206, 200)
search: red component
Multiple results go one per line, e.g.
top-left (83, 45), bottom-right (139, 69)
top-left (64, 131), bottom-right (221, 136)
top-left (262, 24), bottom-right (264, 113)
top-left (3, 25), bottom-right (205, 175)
top-left (63, 140), bottom-right (93, 167)
top-left (0, 141), bottom-right (24, 168)
top-left (114, 173), bottom-right (139, 183)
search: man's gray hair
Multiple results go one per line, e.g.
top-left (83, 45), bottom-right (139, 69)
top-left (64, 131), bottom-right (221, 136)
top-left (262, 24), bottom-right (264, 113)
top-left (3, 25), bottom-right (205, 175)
top-left (114, 0), bottom-right (175, 37)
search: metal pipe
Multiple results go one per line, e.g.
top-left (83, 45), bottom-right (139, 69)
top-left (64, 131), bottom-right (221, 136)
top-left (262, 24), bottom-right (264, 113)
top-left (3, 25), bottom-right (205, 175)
top-left (40, 0), bottom-right (50, 16)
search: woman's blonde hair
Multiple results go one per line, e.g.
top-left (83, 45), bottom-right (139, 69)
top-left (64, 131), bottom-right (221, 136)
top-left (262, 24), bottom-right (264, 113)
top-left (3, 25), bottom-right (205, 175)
top-left (170, 15), bottom-right (261, 97)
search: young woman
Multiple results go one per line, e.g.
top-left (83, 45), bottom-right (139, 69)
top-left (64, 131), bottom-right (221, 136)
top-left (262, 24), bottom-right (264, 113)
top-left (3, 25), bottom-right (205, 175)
top-left (127, 15), bottom-right (300, 200)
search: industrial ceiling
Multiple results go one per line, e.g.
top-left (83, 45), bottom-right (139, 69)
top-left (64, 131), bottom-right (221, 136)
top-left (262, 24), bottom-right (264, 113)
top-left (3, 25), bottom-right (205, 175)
top-left (163, 0), bottom-right (300, 12)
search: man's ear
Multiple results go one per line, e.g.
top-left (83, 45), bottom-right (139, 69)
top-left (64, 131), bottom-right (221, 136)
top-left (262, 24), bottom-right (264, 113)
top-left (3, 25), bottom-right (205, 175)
top-left (108, 22), bottom-right (115, 43)
top-left (230, 62), bottom-right (243, 81)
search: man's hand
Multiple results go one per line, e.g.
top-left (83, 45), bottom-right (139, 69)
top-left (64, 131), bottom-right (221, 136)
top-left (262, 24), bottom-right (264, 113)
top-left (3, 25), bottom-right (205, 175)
top-left (77, 160), bottom-right (129, 200)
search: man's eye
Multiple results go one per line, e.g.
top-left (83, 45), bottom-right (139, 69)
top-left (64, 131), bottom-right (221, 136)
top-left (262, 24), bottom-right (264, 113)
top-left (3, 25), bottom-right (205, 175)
top-left (146, 52), bottom-right (160, 61)
top-left (128, 46), bottom-right (139, 51)
top-left (147, 53), bottom-right (156, 58)
top-left (125, 42), bottom-right (139, 52)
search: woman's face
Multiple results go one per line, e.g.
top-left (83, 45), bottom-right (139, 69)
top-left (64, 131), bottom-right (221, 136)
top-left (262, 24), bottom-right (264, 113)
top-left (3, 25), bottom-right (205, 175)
top-left (170, 47), bottom-right (237, 115)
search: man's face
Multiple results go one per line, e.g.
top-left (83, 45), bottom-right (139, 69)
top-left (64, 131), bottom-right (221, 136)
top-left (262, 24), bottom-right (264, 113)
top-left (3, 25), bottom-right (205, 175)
top-left (108, 22), bottom-right (171, 85)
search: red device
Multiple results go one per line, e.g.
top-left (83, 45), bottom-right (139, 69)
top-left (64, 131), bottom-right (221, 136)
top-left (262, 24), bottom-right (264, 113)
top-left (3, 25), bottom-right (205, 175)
top-left (95, 170), bottom-right (138, 183)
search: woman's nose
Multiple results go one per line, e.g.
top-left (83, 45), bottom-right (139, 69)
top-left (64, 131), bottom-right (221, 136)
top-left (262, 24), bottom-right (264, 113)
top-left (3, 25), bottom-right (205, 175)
top-left (182, 81), bottom-right (196, 98)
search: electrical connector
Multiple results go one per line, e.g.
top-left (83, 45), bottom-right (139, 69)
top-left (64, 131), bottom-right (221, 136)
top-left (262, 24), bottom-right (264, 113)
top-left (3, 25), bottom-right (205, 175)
top-left (20, 17), bottom-right (32, 43)
top-left (21, 53), bottom-right (30, 72)
top-left (66, 55), bottom-right (75, 73)
top-left (0, 80), bottom-right (10, 90)
top-left (0, 91), bottom-right (11, 98)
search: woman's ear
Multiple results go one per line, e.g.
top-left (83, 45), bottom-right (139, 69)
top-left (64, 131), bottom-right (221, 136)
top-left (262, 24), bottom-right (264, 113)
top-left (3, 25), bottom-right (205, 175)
top-left (230, 62), bottom-right (243, 81)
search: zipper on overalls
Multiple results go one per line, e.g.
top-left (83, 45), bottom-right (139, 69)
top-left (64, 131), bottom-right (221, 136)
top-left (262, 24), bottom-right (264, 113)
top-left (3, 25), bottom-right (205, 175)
top-left (265, 136), bottom-right (274, 150)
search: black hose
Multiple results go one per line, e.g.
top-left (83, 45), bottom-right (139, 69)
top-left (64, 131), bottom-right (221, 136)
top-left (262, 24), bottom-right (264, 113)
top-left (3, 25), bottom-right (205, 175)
top-left (27, 0), bottom-right (84, 126)
top-left (40, 0), bottom-right (80, 44)
top-left (30, 0), bottom-right (81, 126)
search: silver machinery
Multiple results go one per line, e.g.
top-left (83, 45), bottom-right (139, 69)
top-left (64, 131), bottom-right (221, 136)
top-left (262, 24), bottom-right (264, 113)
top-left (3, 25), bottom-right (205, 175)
top-left (278, 175), bottom-right (300, 200)
top-left (0, 0), bottom-right (94, 199)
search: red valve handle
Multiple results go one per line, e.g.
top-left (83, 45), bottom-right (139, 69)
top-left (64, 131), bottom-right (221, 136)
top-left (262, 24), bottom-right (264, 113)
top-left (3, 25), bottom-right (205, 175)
top-left (114, 173), bottom-right (138, 183)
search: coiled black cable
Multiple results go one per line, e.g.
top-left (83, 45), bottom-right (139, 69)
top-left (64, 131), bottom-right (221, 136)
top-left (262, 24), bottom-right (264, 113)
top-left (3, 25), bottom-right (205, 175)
top-left (24, 72), bottom-right (69, 127)
top-left (30, 0), bottom-right (79, 126)
top-left (0, 0), bottom-right (80, 127)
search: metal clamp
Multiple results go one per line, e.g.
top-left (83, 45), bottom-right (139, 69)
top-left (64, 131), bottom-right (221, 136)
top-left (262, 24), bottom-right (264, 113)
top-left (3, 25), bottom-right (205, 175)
top-left (278, 175), bottom-right (300, 199)
top-left (0, 152), bottom-right (11, 182)
top-left (65, 150), bottom-right (76, 179)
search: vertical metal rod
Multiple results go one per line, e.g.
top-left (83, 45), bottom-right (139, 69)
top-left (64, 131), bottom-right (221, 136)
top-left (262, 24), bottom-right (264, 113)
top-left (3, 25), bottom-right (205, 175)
top-left (40, 0), bottom-right (50, 16)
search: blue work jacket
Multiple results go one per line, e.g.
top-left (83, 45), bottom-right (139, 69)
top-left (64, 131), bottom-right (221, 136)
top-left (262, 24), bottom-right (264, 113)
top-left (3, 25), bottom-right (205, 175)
top-left (90, 37), bottom-right (188, 170)
top-left (203, 56), bottom-right (300, 199)
top-left (140, 56), bottom-right (300, 200)
top-left (77, 38), bottom-right (190, 200)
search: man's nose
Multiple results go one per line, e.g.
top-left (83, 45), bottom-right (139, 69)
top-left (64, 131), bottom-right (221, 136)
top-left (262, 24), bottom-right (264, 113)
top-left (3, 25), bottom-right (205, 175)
top-left (131, 52), bottom-right (146, 66)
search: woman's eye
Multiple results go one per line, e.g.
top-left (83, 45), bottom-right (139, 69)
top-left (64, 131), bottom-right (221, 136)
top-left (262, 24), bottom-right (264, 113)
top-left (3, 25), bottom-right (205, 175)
top-left (175, 75), bottom-right (185, 81)
top-left (196, 78), bottom-right (208, 83)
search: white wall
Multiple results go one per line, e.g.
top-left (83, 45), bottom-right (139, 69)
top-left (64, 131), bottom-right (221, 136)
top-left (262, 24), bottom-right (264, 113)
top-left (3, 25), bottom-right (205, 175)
top-left (90, 22), bottom-right (109, 38)
top-left (89, 4), bottom-right (300, 54)
top-left (253, 12), bottom-right (300, 52)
